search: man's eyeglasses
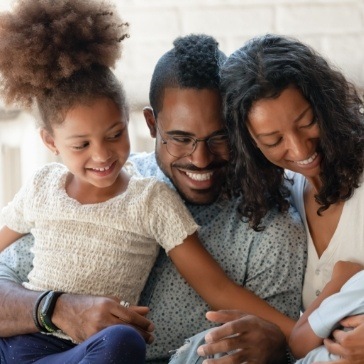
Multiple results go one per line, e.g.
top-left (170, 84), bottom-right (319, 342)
top-left (156, 123), bottom-right (230, 158)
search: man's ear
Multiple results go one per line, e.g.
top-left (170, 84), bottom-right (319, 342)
top-left (143, 107), bottom-right (157, 138)
top-left (40, 128), bottom-right (59, 155)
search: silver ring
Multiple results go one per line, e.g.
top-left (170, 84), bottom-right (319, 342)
top-left (120, 300), bottom-right (130, 308)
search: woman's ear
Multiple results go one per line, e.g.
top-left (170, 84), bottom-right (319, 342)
top-left (143, 107), bottom-right (157, 138)
top-left (40, 129), bottom-right (59, 155)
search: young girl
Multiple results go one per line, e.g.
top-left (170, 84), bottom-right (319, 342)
top-left (0, 2), bottom-right (295, 363)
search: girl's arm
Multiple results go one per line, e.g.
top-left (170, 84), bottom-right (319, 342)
top-left (168, 232), bottom-right (295, 340)
top-left (0, 226), bottom-right (25, 252)
top-left (289, 261), bottom-right (363, 359)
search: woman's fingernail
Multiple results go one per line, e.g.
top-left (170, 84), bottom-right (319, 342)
top-left (197, 346), bottom-right (205, 356)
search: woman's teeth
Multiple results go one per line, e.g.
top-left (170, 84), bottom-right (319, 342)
top-left (296, 152), bottom-right (318, 165)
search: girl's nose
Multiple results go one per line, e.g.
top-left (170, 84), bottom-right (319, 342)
top-left (92, 144), bottom-right (111, 162)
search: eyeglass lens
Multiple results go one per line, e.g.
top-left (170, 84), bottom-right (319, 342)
top-left (166, 135), bottom-right (229, 157)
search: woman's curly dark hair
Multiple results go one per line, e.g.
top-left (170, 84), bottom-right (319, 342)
top-left (221, 34), bottom-right (364, 231)
top-left (0, 0), bottom-right (129, 132)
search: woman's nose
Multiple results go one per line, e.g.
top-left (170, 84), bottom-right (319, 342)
top-left (285, 133), bottom-right (310, 161)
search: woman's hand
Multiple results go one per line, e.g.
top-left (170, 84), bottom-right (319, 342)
top-left (314, 314), bottom-right (364, 364)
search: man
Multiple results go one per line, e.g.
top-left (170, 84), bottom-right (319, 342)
top-left (0, 34), bottom-right (306, 364)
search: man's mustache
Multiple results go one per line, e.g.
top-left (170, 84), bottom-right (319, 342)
top-left (173, 160), bottom-right (228, 171)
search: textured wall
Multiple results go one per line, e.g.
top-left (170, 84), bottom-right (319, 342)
top-left (1, 0), bottom-right (364, 207)
top-left (116, 0), bottom-right (364, 107)
top-left (113, 0), bottom-right (364, 151)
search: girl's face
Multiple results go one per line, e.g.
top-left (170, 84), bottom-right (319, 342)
top-left (247, 86), bottom-right (321, 180)
top-left (42, 97), bottom-right (130, 197)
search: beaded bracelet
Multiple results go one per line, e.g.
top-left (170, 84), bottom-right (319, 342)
top-left (32, 290), bottom-right (51, 332)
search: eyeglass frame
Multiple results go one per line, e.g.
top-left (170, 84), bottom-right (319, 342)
top-left (155, 120), bottom-right (230, 158)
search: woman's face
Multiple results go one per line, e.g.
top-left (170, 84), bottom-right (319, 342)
top-left (247, 86), bottom-right (321, 179)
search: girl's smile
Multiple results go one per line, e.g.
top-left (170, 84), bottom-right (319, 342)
top-left (41, 97), bottom-right (131, 202)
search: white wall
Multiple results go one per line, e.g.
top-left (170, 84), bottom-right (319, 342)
top-left (1, 0), bottom-right (364, 209)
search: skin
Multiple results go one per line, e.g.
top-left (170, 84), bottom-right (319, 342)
top-left (143, 88), bottom-right (289, 363)
top-left (143, 88), bottom-right (229, 205)
top-left (289, 261), bottom-right (363, 359)
top-left (0, 97), bottom-right (155, 343)
top-left (247, 86), bottom-right (321, 186)
top-left (197, 311), bottom-right (287, 364)
top-left (320, 315), bottom-right (364, 363)
top-left (247, 86), bottom-right (345, 257)
top-left (0, 91), bottom-right (294, 362)
top-left (41, 97), bottom-right (131, 203)
top-left (196, 86), bottom-right (364, 363)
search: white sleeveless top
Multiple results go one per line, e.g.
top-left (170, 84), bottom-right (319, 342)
top-left (286, 171), bottom-right (364, 310)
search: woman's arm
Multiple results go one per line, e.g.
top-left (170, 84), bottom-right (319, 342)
top-left (0, 226), bottom-right (24, 252)
top-left (289, 261), bottom-right (363, 359)
top-left (168, 232), bottom-right (295, 340)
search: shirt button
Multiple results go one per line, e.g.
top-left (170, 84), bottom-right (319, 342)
top-left (316, 290), bottom-right (321, 296)
top-left (315, 269), bottom-right (320, 275)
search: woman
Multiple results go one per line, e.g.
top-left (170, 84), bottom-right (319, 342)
top-left (220, 34), bottom-right (364, 362)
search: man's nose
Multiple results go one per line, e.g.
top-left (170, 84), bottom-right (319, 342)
top-left (188, 140), bottom-right (214, 168)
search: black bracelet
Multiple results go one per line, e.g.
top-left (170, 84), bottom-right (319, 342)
top-left (286, 347), bottom-right (295, 364)
top-left (39, 291), bottom-right (64, 333)
top-left (32, 290), bottom-right (51, 332)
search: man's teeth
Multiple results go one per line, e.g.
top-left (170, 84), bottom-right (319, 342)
top-left (296, 152), bottom-right (318, 165)
top-left (93, 165), bottom-right (111, 172)
top-left (186, 171), bottom-right (213, 181)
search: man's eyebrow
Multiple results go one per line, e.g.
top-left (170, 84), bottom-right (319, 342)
top-left (165, 129), bottom-right (227, 137)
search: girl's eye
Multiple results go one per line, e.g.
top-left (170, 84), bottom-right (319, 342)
top-left (108, 130), bottom-right (123, 140)
top-left (73, 142), bottom-right (89, 150)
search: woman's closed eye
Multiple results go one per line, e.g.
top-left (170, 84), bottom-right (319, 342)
top-left (264, 137), bottom-right (283, 148)
top-left (299, 117), bottom-right (317, 129)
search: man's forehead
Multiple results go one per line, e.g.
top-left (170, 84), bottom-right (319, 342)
top-left (158, 87), bottom-right (224, 134)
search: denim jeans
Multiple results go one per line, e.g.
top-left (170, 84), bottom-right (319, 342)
top-left (0, 325), bottom-right (146, 364)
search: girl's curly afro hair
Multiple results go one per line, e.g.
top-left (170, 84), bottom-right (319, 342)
top-left (0, 0), bottom-right (129, 108)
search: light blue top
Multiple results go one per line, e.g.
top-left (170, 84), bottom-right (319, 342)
top-left (296, 271), bottom-right (364, 364)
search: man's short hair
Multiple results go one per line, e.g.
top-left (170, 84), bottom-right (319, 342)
top-left (149, 34), bottom-right (227, 115)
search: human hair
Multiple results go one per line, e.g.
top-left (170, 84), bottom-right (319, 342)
top-left (149, 34), bottom-right (227, 115)
top-left (0, 0), bottom-right (129, 133)
top-left (222, 33), bottom-right (364, 231)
